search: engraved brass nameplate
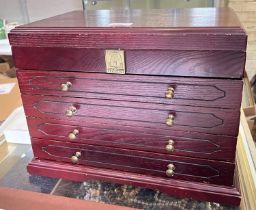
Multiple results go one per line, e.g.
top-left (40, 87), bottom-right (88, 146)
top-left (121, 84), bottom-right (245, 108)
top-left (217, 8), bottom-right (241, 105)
top-left (105, 50), bottom-right (125, 74)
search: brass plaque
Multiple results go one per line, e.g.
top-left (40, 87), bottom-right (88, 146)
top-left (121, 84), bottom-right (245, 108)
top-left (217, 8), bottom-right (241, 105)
top-left (105, 50), bottom-right (125, 74)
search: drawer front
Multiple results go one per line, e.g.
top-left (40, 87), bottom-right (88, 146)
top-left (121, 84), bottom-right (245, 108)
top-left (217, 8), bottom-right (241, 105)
top-left (32, 138), bottom-right (235, 186)
top-left (27, 118), bottom-right (237, 161)
top-left (17, 70), bottom-right (243, 109)
top-left (22, 95), bottom-right (240, 136)
top-left (13, 47), bottom-right (246, 79)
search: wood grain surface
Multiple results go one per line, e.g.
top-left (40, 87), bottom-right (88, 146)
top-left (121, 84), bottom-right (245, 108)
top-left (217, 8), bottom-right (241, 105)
top-left (17, 70), bottom-right (243, 109)
top-left (21, 94), bottom-right (240, 136)
top-left (10, 7), bottom-right (245, 206)
top-left (13, 48), bottom-right (246, 78)
top-left (31, 138), bottom-right (235, 186)
top-left (26, 117), bottom-right (237, 162)
top-left (27, 159), bottom-right (241, 205)
top-left (9, 9), bottom-right (247, 52)
top-left (15, 8), bottom-right (243, 28)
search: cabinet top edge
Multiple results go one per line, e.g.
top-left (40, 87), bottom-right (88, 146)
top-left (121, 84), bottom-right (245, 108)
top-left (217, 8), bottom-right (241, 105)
top-left (12, 8), bottom-right (245, 33)
top-left (9, 8), bottom-right (247, 51)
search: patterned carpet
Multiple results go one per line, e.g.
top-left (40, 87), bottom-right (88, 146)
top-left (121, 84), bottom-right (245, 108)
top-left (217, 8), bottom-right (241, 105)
top-left (53, 180), bottom-right (234, 210)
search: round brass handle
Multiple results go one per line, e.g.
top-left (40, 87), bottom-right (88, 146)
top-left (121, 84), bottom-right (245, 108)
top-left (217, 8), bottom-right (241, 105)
top-left (65, 105), bottom-right (77, 117)
top-left (61, 81), bottom-right (72, 91)
top-left (165, 139), bottom-right (175, 152)
top-left (166, 163), bottom-right (175, 177)
top-left (68, 129), bottom-right (79, 140)
top-left (165, 87), bottom-right (175, 99)
top-left (167, 163), bottom-right (175, 170)
top-left (71, 151), bottom-right (81, 164)
top-left (166, 169), bottom-right (175, 177)
top-left (166, 114), bottom-right (175, 126)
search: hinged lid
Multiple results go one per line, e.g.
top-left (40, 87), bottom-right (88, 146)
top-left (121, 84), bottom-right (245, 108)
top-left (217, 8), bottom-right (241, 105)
top-left (9, 8), bottom-right (247, 79)
top-left (9, 8), bottom-right (246, 51)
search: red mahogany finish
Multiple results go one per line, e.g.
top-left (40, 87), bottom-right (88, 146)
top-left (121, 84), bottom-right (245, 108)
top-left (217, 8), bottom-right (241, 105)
top-left (27, 118), bottom-right (237, 161)
top-left (31, 138), bottom-right (235, 186)
top-left (10, 8), bottom-right (246, 205)
top-left (17, 70), bottom-right (243, 109)
top-left (13, 48), bottom-right (245, 78)
top-left (21, 94), bottom-right (240, 136)
top-left (9, 9), bottom-right (247, 78)
top-left (9, 8), bottom-right (246, 51)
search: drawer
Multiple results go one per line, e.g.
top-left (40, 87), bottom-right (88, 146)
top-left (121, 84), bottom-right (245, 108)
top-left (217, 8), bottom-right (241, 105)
top-left (17, 70), bottom-right (243, 109)
top-left (22, 95), bottom-right (240, 136)
top-left (27, 118), bottom-right (237, 161)
top-left (12, 47), bottom-right (246, 79)
top-left (32, 138), bottom-right (235, 186)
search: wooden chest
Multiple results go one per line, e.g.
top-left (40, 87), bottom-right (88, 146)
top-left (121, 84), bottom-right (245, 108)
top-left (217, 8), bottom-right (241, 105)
top-left (9, 8), bottom-right (246, 205)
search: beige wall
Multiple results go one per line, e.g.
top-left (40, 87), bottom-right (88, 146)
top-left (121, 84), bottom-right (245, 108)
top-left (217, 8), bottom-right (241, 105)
top-left (0, 0), bottom-right (28, 23)
top-left (26, 0), bottom-right (83, 22)
top-left (229, 0), bottom-right (256, 80)
top-left (0, 0), bottom-right (83, 23)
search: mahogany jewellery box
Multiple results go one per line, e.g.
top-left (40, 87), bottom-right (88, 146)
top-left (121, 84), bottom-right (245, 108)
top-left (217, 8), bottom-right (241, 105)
top-left (9, 8), bottom-right (247, 205)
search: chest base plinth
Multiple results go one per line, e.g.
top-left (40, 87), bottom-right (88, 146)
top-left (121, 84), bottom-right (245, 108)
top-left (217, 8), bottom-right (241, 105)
top-left (28, 159), bottom-right (240, 206)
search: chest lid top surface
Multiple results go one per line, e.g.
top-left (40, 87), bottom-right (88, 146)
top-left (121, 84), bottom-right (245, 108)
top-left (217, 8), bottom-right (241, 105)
top-left (9, 8), bottom-right (246, 51)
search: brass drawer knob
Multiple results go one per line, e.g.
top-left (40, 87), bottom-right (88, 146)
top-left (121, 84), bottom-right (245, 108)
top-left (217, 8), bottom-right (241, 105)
top-left (71, 151), bottom-right (81, 164)
top-left (166, 163), bottom-right (175, 177)
top-left (165, 139), bottom-right (175, 152)
top-left (166, 114), bottom-right (175, 126)
top-left (165, 87), bottom-right (175, 99)
top-left (65, 105), bottom-right (77, 117)
top-left (68, 129), bottom-right (79, 140)
top-left (166, 169), bottom-right (175, 177)
top-left (167, 163), bottom-right (175, 170)
top-left (61, 81), bottom-right (72, 91)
